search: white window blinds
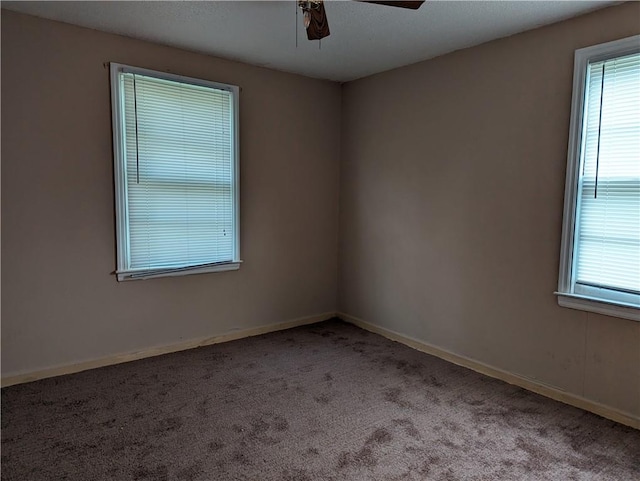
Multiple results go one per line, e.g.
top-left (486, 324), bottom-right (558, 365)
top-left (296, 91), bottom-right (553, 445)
top-left (573, 52), bottom-right (640, 301)
top-left (111, 65), bottom-right (240, 280)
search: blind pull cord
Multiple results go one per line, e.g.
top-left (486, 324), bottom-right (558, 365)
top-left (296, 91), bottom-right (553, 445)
top-left (295, 1), bottom-right (298, 48)
top-left (594, 63), bottom-right (606, 199)
top-left (133, 74), bottom-right (141, 184)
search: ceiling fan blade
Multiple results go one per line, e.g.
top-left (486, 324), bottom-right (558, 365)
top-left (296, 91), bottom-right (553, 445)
top-left (305, 1), bottom-right (330, 41)
top-left (359, 1), bottom-right (425, 9)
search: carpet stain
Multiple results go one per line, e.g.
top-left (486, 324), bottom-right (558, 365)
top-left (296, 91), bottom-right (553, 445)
top-left (231, 450), bottom-right (252, 466)
top-left (231, 423), bottom-right (244, 433)
top-left (350, 341), bottom-right (368, 353)
top-left (251, 419), bottom-right (270, 435)
top-left (338, 427), bottom-right (398, 471)
top-left (207, 440), bottom-right (225, 452)
top-left (515, 435), bottom-right (558, 473)
top-left (156, 417), bottom-right (183, 434)
top-left (273, 415), bottom-right (289, 432)
top-left (177, 462), bottom-right (202, 481)
top-left (383, 387), bottom-right (413, 409)
top-left (417, 455), bottom-right (442, 476)
top-left (442, 419), bottom-right (460, 433)
top-left (392, 418), bottom-right (421, 439)
top-left (133, 465), bottom-right (169, 481)
top-left (281, 468), bottom-right (312, 481)
top-left (427, 375), bottom-right (445, 387)
top-left (337, 446), bottom-right (376, 469)
top-left (100, 418), bottom-right (117, 428)
top-left (366, 427), bottom-right (393, 445)
top-left (563, 422), bottom-right (603, 452)
top-left (313, 393), bottom-right (331, 405)
top-left (231, 414), bottom-right (290, 447)
top-left (196, 398), bottom-right (209, 417)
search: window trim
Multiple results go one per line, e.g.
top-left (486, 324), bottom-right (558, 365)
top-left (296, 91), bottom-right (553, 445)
top-left (556, 35), bottom-right (640, 321)
top-left (110, 63), bottom-right (241, 281)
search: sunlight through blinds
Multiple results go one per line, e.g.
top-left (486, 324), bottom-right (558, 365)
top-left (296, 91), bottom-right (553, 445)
top-left (574, 52), bottom-right (640, 296)
top-left (121, 72), bottom-right (234, 270)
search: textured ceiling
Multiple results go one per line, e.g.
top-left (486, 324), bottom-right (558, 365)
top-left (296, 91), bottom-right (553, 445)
top-left (2, 1), bottom-right (617, 82)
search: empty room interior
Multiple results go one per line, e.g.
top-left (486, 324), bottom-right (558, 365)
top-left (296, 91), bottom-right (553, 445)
top-left (1, 1), bottom-right (639, 480)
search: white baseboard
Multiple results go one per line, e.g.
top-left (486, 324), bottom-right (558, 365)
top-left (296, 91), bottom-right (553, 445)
top-left (1, 312), bottom-right (336, 388)
top-left (5, 311), bottom-right (638, 430)
top-left (338, 312), bottom-right (640, 430)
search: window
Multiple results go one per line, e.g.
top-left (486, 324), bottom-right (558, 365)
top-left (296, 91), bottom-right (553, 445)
top-left (557, 35), bottom-right (640, 321)
top-left (110, 64), bottom-right (241, 281)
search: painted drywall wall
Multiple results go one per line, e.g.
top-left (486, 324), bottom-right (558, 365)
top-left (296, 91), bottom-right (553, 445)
top-left (1, 10), bottom-right (341, 377)
top-left (338, 2), bottom-right (640, 418)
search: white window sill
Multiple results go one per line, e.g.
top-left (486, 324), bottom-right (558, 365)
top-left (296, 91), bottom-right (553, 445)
top-left (555, 292), bottom-right (639, 322)
top-left (117, 261), bottom-right (242, 281)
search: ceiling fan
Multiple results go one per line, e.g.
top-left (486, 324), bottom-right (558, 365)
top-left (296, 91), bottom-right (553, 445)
top-left (298, 1), bottom-right (425, 41)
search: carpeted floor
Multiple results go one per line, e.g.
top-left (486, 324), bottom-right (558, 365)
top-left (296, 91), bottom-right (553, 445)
top-left (2, 319), bottom-right (639, 480)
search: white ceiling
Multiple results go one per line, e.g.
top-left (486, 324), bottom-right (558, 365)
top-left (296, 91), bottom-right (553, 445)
top-left (2, 0), bottom-right (617, 82)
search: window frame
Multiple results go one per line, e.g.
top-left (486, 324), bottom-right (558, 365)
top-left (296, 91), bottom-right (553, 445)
top-left (556, 35), bottom-right (640, 322)
top-left (110, 63), bottom-right (241, 281)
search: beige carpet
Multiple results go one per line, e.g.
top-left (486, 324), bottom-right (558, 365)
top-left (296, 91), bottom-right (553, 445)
top-left (2, 319), bottom-right (639, 480)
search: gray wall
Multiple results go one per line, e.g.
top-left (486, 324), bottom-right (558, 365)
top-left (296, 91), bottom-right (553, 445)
top-left (1, 11), bottom-right (341, 377)
top-left (338, 2), bottom-right (640, 417)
